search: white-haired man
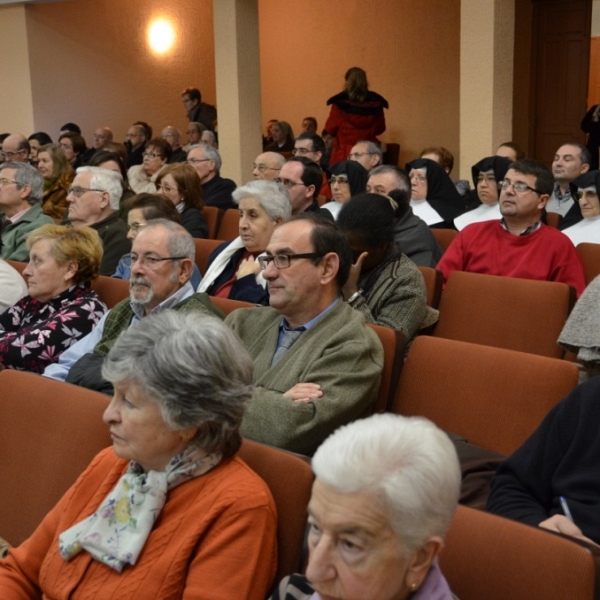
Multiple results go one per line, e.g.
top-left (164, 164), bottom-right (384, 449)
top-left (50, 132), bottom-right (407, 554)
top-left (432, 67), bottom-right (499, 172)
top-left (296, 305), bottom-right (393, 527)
top-left (187, 143), bottom-right (236, 210)
top-left (66, 166), bottom-right (130, 275)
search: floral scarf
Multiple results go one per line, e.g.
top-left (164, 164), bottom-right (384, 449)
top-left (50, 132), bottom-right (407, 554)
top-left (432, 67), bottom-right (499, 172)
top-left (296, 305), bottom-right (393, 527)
top-left (58, 446), bottom-right (222, 572)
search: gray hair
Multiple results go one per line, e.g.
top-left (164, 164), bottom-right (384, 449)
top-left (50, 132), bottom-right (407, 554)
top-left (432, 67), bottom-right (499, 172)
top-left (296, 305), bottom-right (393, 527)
top-left (102, 311), bottom-right (254, 457)
top-left (188, 142), bottom-right (221, 171)
top-left (142, 218), bottom-right (196, 267)
top-left (355, 140), bottom-right (382, 164)
top-left (189, 121), bottom-right (206, 133)
top-left (312, 413), bottom-right (461, 555)
top-left (369, 165), bottom-right (410, 193)
top-left (201, 130), bottom-right (217, 147)
top-left (232, 180), bottom-right (292, 221)
top-left (0, 161), bottom-right (43, 204)
top-left (76, 166), bottom-right (123, 210)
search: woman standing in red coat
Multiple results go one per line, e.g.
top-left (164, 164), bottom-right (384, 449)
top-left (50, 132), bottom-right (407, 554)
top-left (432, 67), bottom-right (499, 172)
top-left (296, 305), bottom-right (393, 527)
top-left (324, 67), bottom-right (388, 167)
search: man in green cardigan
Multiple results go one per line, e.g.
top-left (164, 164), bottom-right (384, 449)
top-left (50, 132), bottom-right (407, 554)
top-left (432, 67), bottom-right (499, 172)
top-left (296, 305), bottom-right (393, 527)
top-left (0, 161), bottom-right (53, 261)
top-left (226, 214), bottom-right (384, 456)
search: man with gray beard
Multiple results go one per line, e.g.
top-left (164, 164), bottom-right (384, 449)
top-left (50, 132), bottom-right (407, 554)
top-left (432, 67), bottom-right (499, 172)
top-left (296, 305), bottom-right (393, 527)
top-left (43, 220), bottom-right (223, 393)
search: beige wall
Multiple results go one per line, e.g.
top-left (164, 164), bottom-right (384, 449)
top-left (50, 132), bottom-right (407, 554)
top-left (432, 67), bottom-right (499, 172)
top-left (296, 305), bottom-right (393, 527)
top-left (25, 0), bottom-right (216, 144)
top-left (258, 0), bottom-right (461, 170)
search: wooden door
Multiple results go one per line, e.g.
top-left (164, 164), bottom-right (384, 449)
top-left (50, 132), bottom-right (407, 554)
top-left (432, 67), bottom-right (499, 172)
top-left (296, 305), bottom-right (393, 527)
top-left (530, 0), bottom-right (592, 164)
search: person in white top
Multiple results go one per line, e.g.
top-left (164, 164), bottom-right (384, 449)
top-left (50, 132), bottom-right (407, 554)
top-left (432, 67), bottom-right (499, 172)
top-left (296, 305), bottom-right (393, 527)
top-left (0, 258), bottom-right (27, 313)
top-left (454, 156), bottom-right (512, 231)
top-left (560, 170), bottom-right (600, 245)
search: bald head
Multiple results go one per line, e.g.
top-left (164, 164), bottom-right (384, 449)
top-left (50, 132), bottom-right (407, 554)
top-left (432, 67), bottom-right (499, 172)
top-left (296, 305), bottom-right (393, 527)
top-left (252, 152), bottom-right (285, 180)
top-left (92, 127), bottom-right (113, 150)
top-left (1, 134), bottom-right (30, 162)
top-left (161, 126), bottom-right (181, 150)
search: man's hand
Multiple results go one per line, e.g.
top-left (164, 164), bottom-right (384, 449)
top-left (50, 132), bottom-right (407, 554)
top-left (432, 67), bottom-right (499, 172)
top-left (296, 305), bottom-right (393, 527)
top-left (284, 382), bottom-right (323, 403)
top-left (342, 252), bottom-right (368, 299)
top-left (539, 515), bottom-right (600, 547)
top-left (236, 256), bottom-right (260, 279)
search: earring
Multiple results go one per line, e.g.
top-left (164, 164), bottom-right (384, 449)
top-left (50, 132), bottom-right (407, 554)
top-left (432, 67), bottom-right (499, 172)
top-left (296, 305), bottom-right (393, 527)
top-left (181, 432), bottom-right (194, 444)
top-left (410, 582), bottom-right (418, 592)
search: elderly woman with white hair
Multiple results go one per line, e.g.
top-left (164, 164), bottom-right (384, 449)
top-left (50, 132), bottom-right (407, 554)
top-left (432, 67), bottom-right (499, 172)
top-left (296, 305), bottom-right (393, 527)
top-left (0, 310), bottom-right (277, 598)
top-left (67, 166), bottom-right (130, 275)
top-left (271, 413), bottom-right (461, 600)
top-left (198, 179), bottom-right (292, 304)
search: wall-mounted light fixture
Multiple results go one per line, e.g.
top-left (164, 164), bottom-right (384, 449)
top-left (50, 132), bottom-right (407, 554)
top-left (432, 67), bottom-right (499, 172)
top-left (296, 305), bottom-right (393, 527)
top-left (147, 18), bottom-right (175, 55)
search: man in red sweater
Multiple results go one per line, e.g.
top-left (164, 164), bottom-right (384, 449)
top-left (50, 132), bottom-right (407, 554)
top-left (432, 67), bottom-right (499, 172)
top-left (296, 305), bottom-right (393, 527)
top-left (437, 159), bottom-right (586, 297)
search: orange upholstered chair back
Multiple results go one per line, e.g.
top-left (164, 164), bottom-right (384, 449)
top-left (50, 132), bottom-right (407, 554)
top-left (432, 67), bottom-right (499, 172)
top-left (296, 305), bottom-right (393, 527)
top-left (217, 208), bottom-right (240, 240)
top-left (440, 505), bottom-right (598, 600)
top-left (5, 259), bottom-right (26, 274)
top-left (209, 296), bottom-right (255, 314)
top-left (193, 238), bottom-right (225, 275)
top-left (577, 242), bottom-right (600, 285)
top-left (432, 228), bottom-right (459, 252)
top-left (238, 439), bottom-right (313, 585)
top-left (417, 266), bottom-right (443, 309)
top-left (392, 336), bottom-right (579, 456)
top-left (201, 206), bottom-right (222, 239)
top-left (434, 271), bottom-right (575, 358)
top-left (91, 275), bottom-right (130, 309)
top-left (0, 371), bottom-right (111, 546)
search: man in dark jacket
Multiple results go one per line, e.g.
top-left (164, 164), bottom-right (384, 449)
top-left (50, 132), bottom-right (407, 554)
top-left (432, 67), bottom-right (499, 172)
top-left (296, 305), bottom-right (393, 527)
top-left (182, 87), bottom-right (217, 131)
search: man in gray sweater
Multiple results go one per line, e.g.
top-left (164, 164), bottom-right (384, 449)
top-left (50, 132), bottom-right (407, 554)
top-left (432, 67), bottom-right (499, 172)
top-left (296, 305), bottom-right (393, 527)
top-left (226, 214), bottom-right (384, 456)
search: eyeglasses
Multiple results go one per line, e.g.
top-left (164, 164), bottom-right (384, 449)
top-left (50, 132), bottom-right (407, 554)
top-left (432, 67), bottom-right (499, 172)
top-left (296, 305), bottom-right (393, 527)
top-left (258, 253), bottom-right (323, 270)
top-left (122, 253), bottom-right (188, 269)
top-left (409, 174), bottom-right (426, 183)
top-left (292, 147), bottom-right (314, 156)
top-left (0, 178), bottom-right (18, 187)
top-left (188, 158), bottom-right (211, 165)
top-left (477, 174), bottom-right (497, 184)
top-left (67, 186), bottom-right (105, 198)
top-left (143, 152), bottom-right (163, 159)
top-left (499, 180), bottom-right (541, 195)
top-left (127, 222), bottom-right (147, 233)
top-left (329, 175), bottom-right (349, 186)
top-left (576, 190), bottom-right (599, 201)
top-left (275, 177), bottom-right (305, 189)
top-left (0, 150), bottom-right (25, 159)
top-left (347, 152), bottom-right (374, 160)
top-left (252, 163), bottom-right (280, 173)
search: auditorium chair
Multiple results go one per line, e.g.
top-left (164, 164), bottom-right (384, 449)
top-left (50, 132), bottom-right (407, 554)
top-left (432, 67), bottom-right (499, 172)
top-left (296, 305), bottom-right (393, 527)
top-left (200, 206), bottom-right (222, 239)
top-left (91, 274), bottom-right (130, 309)
top-left (432, 228), bottom-right (458, 252)
top-left (216, 208), bottom-right (239, 240)
top-left (577, 242), bottom-right (600, 285)
top-left (417, 266), bottom-right (443, 309)
top-left (193, 238), bottom-right (224, 275)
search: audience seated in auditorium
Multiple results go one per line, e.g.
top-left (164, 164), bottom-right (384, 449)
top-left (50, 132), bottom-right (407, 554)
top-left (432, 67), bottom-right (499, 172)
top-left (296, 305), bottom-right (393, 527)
top-left (338, 193), bottom-right (434, 342)
top-left (0, 224), bottom-right (106, 373)
top-left (487, 377), bottom-right (600, 547)
top-left (0, 162), bottom-right (53, 261)
top-left (271, 413), bottom-right (460, 600)
top-left (128, 138), bottom-right (171, 194)
top-left (437, 158), bottom-right (586, 296)
top-left (0, 258), bottom-right (28, 313)
top-left (277, 157), bottom-right (323, 214)
top-left (252, 152), bottom-right (284, 181)
top-left (559, 171), bottom-right (600, 245)
top-left (367, 165), bottom-right (443, 268)
top-left (182, 87), bottom-right (217, 131)
top-left (405, 158), bottom-right (465, 229)
top-left (547, 143), bottom-right (591, 220)
top-left (187, 143), bottom-right (236, 210)
top-left (43, 220), bottom-right (223, 393)
top-left (225, 213), bottom-right (383, 456)
top-left (124, 123), bottom-right (147, 168)
top-left (156, 163), bottom-right (208, 239)
top-left (321, 160), bottom-right (369, 220)
top-left (37, 144), bottom-right (74, 221)
top-left (199, 180), bottom-right (291, 304)
top-left (112, 193), bottom-right (202, 289)
top-left (264, 121), bottom-right (295, 153)
top-left (1, 134), bottom-right (30, 163)
top-left (66, 166), bottom-right (130, 276)
top-left (162, 126), bottom-right (187, 163)
top-left (27, 132), bottom-right (52, 167)
top-left (454, 155), bottom-right (512, 229)
top-left (324, 66), bottom-right (388, 166)
top-left (348, 140), bottom-right (382, 172)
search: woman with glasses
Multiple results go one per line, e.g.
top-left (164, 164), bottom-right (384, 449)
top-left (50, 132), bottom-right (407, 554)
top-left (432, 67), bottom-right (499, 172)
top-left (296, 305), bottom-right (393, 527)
top-left (156, 163), bottom-right (208, 238)
top-left (557, 171), bottom-right (600, 245)
top-left (337, 193), bottom-right (433, 344)
top-left (112, 193), bottom-right (202, 288)
top-left (323, 67), bottom-right (388, 167)
top-left (36, 144), bottom-right (75, 221)
top-left (321, 160), bottom-right (369, 220)
top-left (0, 224), bottom-right (106, 373)
top-left (198, 180), bottom-right (291, 304)
top-left (454, 156), bottom-right (512, 231)
top-left (127, 138), bottom-right (171, 194)
top-left (405, 158), bottom-right (466, 229)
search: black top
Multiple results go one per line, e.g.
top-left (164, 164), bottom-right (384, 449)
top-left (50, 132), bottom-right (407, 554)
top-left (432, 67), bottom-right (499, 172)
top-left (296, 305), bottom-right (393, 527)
top-left (202, 175), bottom-right (237, 211)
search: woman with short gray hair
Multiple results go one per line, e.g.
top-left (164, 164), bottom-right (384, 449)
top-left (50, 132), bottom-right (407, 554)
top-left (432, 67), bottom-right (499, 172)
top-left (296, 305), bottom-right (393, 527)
top-left (199, 179), bottom-right (291, 304)
top-left (272, 413), bottom-right (461, 600)
top-left (0, 310), bottom-right (277, 599)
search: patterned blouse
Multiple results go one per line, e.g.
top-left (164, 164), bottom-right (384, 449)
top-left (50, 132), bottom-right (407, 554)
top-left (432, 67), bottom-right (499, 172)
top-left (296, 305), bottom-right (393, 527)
top-left (0, 285), bottom-right (107, 373)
